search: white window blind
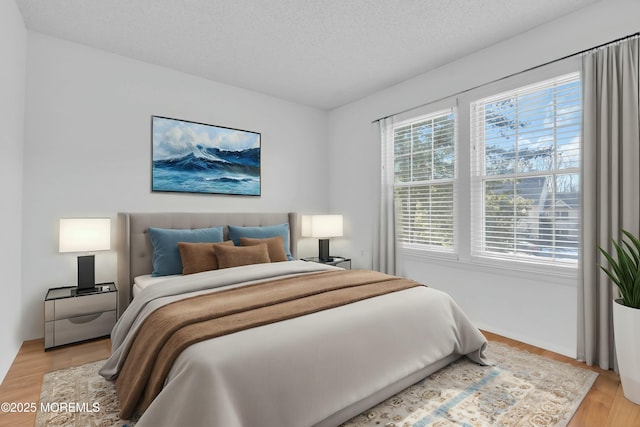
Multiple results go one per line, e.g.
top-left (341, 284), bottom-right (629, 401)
top-left (393, 109), bottom-right (456, 252)
top-left (470, 72), bottom-right (581, 265)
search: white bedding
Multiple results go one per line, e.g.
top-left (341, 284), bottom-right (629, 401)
top-left (101, 261), bottom-right (488, 427)
top-left (132, 274), bottom-right (179, 297)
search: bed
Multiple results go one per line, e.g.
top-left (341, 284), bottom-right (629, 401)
top-left (101, 212), bottom-right (488, 427)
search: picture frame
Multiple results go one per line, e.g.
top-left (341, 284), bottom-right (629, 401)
top-left (151, 116), bottom-right (261, 196)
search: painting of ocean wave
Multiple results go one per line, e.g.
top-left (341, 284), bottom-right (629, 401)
top-left (152, 116), bottom-right (261, 196)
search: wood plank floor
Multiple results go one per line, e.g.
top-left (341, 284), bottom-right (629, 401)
top-left (0, 332), bottom-right (638, 426)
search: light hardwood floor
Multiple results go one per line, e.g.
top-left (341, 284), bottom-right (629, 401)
top-left (0, 332), bottom-right (638, 426)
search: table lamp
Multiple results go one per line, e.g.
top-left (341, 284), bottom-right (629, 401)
top-left (59, 218), bottom-right (111, 292)
top-left (301, 215), bottom-right (343, 261)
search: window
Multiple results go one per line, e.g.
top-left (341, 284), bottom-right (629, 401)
top-left (393, 109), bottom-right (456, 252)
top-left (382, 63), bottom-right (581, 273)
top-left (470, 73), bottom-right (581, 265)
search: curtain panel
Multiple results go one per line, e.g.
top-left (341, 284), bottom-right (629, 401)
top-left (374, 117), bottom-right (396, 275)
top-left (579, 36), bottom-right (640, 370)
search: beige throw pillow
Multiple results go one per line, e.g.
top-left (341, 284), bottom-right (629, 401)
top-left (177, 240), bottom-right (234, 275)
top-left (239, 236), bottom-right (288, 262)
top-left (215, 243), bottom-right (271, 269)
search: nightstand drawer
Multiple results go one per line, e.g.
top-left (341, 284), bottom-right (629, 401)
top-left (53, 292), bottom-right (117, 320)
top-left (52, 310), bottom-right (116, 347)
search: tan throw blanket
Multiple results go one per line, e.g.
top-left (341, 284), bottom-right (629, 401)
top-left (115, 269), bottom-right (423, 419)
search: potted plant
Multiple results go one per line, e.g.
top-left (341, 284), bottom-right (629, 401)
top-left (600, 229), bottom-right (640, 405)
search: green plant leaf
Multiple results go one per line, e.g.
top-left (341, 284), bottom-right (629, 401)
top-left (598, 228), bottom-right (640, 309)
top-left (599, 246), bottom-right (623, 287)
top-left (622, 240), bottom-right (639, 269)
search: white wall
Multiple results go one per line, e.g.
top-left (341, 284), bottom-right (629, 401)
top-left (21, 33), bottom-right (330, 340)
top-left (0, 0), bottom-right (27, 383)
top-left (327, 0), bottom-right (640, 356)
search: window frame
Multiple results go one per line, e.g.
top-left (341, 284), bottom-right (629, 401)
top-left (469, 72), bottom-right (581, 270)
top-left (469, 72), bottom-right (582, 268)
top-left (391, 107), bottom-right (458, 257)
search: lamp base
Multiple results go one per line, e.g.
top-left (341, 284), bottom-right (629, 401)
top-left (319, 239), bottom-right (331, 262)
top-left (77, 255), bottom-right (96, 291)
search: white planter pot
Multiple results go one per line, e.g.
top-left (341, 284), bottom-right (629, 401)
top-left (613, 298), bottom-right (640, 405)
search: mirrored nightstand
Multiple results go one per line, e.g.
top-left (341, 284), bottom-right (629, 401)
top-left (301, 256), bottom-right (352, 270)
top-left (44, 283), bottom-right (117, 350)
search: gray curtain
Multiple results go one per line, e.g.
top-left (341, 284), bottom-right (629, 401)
top-left (579, 37), bottom-right (640, 369)
top-left (374, 117), bottom-right (396, 275)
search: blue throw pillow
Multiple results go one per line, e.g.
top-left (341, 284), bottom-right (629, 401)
top-left (148, 226), bottom-right (224, 276)
top-left (228, 223), bottom-right (293, 260)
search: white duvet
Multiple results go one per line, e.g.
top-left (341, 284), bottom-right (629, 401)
top-left (100, 261), bottom-right (488, 427)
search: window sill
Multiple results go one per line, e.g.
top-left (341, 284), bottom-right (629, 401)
top-left (398, 248), bottom-right (578, 286)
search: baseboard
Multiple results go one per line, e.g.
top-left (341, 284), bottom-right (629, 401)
top-left (477, 323), bottom-right (576, 359)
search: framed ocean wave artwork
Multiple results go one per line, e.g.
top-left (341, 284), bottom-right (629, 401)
top-left (151, 116), bottom-right (261, 196)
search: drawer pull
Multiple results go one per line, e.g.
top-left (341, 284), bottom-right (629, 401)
top-left (68, 313), bottom-right (101, 324)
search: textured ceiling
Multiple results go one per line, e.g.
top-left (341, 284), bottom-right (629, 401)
top-left (16, 0), bottom-right (598, 109)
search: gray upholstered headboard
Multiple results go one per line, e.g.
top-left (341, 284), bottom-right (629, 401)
top-left (117, 212), bottom-right (298, 315)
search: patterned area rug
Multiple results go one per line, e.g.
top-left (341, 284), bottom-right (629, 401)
top-left (341, 342), bottom-right (597, 427)
top-left (36, 341), bottom-right (597, 427)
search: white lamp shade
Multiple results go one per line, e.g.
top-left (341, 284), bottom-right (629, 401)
top-left (59, 218), bottom-right (111, 253)
top-left (301, 215), bottom-right (343, 238)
